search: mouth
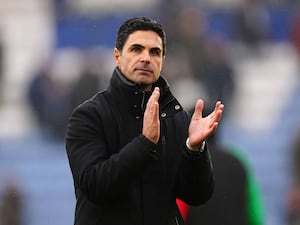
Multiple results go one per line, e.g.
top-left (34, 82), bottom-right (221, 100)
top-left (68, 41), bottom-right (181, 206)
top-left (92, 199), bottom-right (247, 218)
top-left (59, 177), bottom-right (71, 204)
top-left (135, 67), bottom-right (153, 74)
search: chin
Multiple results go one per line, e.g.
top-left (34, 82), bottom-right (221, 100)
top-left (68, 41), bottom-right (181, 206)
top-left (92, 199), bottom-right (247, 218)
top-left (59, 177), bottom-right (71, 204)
top-left (135, 76), bottom-right (152, 84)
top-left (135, 78), bottom-right (153, 90)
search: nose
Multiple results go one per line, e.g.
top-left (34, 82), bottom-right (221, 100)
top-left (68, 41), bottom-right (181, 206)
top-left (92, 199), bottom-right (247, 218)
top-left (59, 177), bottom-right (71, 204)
top-left (140, 51), bottom-right (151, 63)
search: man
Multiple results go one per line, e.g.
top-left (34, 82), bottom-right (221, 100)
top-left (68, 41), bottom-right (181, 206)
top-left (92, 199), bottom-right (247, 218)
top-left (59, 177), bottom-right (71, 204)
top-left (66, 16), bottom-right (224, 225)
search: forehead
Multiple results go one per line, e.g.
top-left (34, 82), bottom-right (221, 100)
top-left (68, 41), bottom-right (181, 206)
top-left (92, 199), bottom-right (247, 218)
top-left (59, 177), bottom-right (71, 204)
top-left (125, 30), bottom-right (163, 49)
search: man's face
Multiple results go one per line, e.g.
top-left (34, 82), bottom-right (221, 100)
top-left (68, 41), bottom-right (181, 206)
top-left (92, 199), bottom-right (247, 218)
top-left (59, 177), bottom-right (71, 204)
top-left (114, 30), bottom-right (164, 90)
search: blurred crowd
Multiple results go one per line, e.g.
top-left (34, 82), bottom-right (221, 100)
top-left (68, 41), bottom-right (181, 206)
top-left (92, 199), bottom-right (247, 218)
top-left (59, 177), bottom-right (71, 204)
top-left (22, 0), bottom-right (274, 140)
top-left (1, 0), bottom-right (300, 224)
top-left (26, 49), bottom-right (110, 140)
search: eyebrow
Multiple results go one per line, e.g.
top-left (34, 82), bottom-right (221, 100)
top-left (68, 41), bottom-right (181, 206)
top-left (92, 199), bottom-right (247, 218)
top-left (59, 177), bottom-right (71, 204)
top-left (130, 44), bottom-right (162, 53)
top-left (130, 44), bottom-right (144, 49)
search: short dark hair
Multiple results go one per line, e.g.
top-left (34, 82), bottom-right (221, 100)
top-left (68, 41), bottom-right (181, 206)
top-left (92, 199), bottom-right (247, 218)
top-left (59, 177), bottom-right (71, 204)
top-left (115, 16), bottom-right (166, 56)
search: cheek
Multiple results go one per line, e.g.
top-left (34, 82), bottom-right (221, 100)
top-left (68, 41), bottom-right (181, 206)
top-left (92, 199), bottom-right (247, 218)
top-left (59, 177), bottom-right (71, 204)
top-left (121, 59), bottom-right (136, 75)
top-left (119, 57), bottom-right (130, 70)
top-left (123, 56), bottom-right (136, 67)
top-left (155, 60), bottom-right (163, 72)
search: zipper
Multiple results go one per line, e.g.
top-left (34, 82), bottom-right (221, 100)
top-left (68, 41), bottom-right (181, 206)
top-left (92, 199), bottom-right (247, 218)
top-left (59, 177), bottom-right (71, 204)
top-left (141, 91), bottom-right (146, 111)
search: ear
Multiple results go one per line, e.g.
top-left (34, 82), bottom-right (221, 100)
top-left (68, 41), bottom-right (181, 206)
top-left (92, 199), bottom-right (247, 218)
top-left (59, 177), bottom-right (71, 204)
top-left (114, 48), bottom-right (120, 66)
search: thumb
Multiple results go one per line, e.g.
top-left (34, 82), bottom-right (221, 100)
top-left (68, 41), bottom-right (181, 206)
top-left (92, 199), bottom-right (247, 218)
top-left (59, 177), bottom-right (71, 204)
top-left (192, 99), bottom-right (204, 120)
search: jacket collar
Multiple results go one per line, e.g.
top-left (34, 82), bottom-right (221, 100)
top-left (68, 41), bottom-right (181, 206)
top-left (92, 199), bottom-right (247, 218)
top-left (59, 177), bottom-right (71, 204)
top-left (108, 67), bottom-right (170, 99)
top-left (106, 67), bottom-right (181, 116)
top-left (113, 67), bottom-right (170, 92)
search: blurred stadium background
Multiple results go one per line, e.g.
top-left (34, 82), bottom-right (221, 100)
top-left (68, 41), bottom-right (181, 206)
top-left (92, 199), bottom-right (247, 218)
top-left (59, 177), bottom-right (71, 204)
top-left (0, 0), bottom-right (300, 224)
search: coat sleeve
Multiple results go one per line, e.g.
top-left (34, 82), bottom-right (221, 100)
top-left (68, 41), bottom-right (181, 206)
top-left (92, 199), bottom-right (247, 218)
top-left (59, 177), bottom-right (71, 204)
top-left (65, 101), bottom-right (157, 204)
top-left (175, 113), bottom-right (215, 206)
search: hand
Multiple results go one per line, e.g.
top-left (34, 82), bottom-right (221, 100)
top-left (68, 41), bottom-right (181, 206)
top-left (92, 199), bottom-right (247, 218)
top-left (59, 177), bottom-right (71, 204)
top-left (188, 100), bottom-right (224, 150)
top-left (142, 87), bottom-right (160, 144)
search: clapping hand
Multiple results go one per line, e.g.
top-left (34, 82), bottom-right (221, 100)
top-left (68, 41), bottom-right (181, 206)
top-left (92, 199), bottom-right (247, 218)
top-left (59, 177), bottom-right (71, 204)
top-left (142, 87), bottom-right (160, 144)
top-left (188, 100), bottom-right (224, 150)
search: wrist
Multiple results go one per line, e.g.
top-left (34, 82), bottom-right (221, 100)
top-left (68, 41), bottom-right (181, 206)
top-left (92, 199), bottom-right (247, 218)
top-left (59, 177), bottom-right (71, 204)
top-left (186, 138), bottom-right (206, 152)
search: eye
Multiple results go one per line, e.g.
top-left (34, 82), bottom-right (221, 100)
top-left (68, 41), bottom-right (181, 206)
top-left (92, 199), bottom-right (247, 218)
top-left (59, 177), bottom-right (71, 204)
top-left (132, 46), bottom-right (142, 52)
top-left (150, 48), bottom-right (161, 56)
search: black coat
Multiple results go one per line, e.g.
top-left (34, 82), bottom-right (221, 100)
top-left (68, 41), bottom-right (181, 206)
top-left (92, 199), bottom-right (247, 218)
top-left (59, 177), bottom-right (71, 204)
top-left (66, 68), bottom-right (214, 225)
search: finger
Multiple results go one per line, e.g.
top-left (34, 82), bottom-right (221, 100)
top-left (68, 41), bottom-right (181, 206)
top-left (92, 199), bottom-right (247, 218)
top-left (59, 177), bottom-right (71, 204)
top-left (216, 101), bottom-right (224, 111)
top-left (211, 101), bottom-right (224, 121)
top-left (146, 87), bottom-right (160, 111)
top-left (214, 109), bottom-right (223, 123)
top-left (150, 87), bottom-right (160, 103)
top-left (152, 87), bottom-right (160, 102)
top-left (210, 108), bottom-right (224, 130)
top-left (210, 121), bottom-right (219, 132)
top-left (154, 90), bottom-right (161, 117)
top-left (192, 99), bottom-right (204, 120)
top-left (214, 101), bottom-right (223, 112)
top-left (153, 102), bottom-right (159, 119)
